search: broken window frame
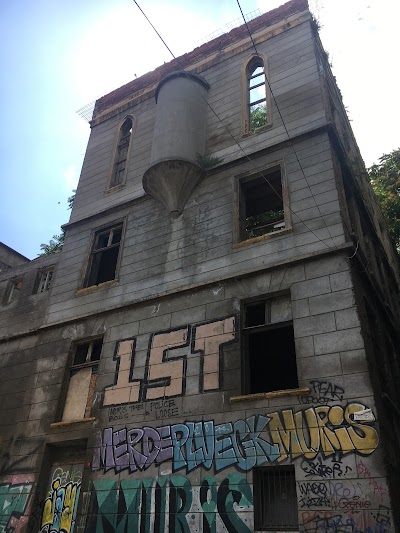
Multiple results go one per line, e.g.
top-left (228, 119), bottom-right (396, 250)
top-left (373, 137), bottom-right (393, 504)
top-left (33, 268), bottom-right (54, 294)
top-left (84, 222), bottom-right (123, 288)
top-left (61, 338), bottom-right (103, 423)
top-left (236, 164), bottom-right (290, 242)
top-left (109, 116), bottom-right (134, 189)
top-left (3, 276), bottom-right (23, 305)
top-left (254, 465), bottom-right (299, 531)
top-left (241, 293), bottom-right (299, 395)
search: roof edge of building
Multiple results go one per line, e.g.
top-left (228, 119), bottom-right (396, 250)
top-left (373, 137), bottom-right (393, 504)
top-left (93, 0), bottom-right (309, 117)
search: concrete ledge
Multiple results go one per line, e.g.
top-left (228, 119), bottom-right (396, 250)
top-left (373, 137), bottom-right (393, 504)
top-left (230, 387), bottom-right (310, 403)
top-left (232, 227), bottom-right (292, 248)
top-left (76, 280), bottom-right (118, 296)
top-left (50, 417), bottom-right (96, 428)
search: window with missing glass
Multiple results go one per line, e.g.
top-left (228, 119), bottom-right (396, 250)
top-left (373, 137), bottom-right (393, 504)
top-left (61, 338), bottom-right (103, 423)
top-left (238, 166), bottom-right (287, 241)
top-left (2, 277), bottom-right (23, 305)
top-left (243, 55), bottom-right (269, 134)
top-left (85, 223), bottom-right (123, 287)
top-left (33, 268), bottom-right (54, 294)
top-left (110, 117), bottom-right (133, 189)
top-left (242, 293), bottom-right (298, 395)
top-left (254, 466), bottom-right (299, 531)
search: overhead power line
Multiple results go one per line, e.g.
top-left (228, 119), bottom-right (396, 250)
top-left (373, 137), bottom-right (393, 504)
top-left (130, 0), bottom-right (339, 252)
top-left (235, 0), bottom-right (337, 249)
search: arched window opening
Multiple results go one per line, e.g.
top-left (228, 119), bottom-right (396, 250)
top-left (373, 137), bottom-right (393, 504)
top-left (247, 57), bottom-right (267, 132)
top-left (110, 117), bottom-right (133, 188)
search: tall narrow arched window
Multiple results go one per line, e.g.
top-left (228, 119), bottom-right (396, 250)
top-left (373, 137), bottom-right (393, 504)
top-left (246, 56), bottom-right (268, 132)
top-left (110, 117), bottom-right (133, 188)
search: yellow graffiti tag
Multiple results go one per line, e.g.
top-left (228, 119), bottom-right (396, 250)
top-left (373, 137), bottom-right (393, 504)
top-left (268, 403), bottom-right (378, 461)
top-left (40, 478), bottom-right (81, 533)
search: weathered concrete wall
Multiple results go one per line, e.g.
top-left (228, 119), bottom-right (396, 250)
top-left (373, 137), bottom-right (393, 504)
top-left (37, 131), bottom-right (343, 330)
top-left (69, 19), bottom-right (325, 225)
top-left (0, 3), bottom-right (397, 531)
top-left (0, 256), bottom-right (394, 531)
top-left (0, 242), bottom-right (29, 271)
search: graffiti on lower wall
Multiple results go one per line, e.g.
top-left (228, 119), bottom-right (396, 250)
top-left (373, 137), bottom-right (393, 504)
top-left (40, 464), bottom-right (83, 533)
top-left (0, 474), bottom-right (34, 532)
top-left (104, 317), bottom-right (236, 405)
top-left (85, 473), bottom-right (253, 533)
top-left (93, 402), bottom-right (378, 475)
top-left (300, 505), bottom-right (392, 533)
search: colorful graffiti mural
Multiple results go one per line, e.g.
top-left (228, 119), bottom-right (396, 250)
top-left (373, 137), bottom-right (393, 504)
top-left (93, 403), bottom-right (378, 475)
top-left (85, 473), bottom-right (253, 533)
top-left (40, 464), bottom-right (83, 533)
top-left (103, 317), bottom-right (236, 405)
top-left (0, 475), bottom-right (34, 532)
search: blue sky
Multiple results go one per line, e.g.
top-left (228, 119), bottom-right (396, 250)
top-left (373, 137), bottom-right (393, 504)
top-left (0, 0), bottom-right (398, 259)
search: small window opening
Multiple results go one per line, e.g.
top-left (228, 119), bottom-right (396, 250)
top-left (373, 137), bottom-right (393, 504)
top-left (247, 58), bottom-right (267, 131)
top-left (243, 295), bottom-right (298, 394)
top-left (110, 118), bottom-right (132, 188)
top-left (34, 269), bottom-right (54, 294)
top-left (240, 169), bottom-right (284, 240)
top-left (85, 224), bottom-right (122, 287)
top-left (62, 338), bottom-right (103, 422)
top-left (3, 277), bottom-right (23, 304)
top-left (254, 466), bottom-right (299, 531)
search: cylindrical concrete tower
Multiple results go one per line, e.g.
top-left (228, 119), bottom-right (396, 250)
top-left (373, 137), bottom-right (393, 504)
top-left (143, 71), bottom-right (210, 218)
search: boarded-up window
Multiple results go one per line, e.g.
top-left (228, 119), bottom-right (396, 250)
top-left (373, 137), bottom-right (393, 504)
top-left (254, 466), bottom-right (299, 530)
top-left (242, 294), bottom-right (298, 394)
top-left (62, 339), bottom-right (102, 422)
top-left (239, 168), bottom-right (285, 241)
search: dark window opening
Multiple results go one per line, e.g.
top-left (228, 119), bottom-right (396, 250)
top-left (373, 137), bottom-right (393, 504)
top-left (254, 466), bottom-right (299, 531)
top-left (247, 58), bottom-right (267, 131)
top-left (243, 296), bottom-right (298, 394)
top-left (62, 338), bottom-right (103, 422)
top-left (110, 118), bottom-right (132, 188)
top-left (85, 224), bottom-right (122, 287)
top-left (240, 169), bottom-right (284, 240)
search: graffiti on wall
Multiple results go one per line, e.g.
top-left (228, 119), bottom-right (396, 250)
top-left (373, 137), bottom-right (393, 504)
top-left (298, 380), bottom-right (345, 405)
top-left (40, 464), bottom-right (83, 533)
top-left (85, 473), bottom-right (253, 533)
top-left (103, 317), bottom-right (236, 405)
top-left (107, 398), bottom-right (182, 423)
top-left (93, 402), bottom-right (378, 475)
top-left (300, 505), bottom-right (392, 533)
top-left (0, 474), bottom-right (34, 533)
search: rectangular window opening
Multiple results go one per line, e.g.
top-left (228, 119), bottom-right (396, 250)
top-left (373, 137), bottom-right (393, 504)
top-left (85, 224), bottom-right (122, 287)
top-left (254, 466), bottom-right (299, 531)
top-left (243, 295), bottom-right (298, 395)
top-left (34, 269), bottom-right (54, 294)
top-left (3, 277), bottom-right (23, 305)
top-left (239, 169), bottom-right (285, 241)
top-left (61, 338), bottom-right (103, 423)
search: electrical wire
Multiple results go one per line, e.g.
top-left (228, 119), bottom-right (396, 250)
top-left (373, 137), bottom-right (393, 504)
top-left (235, 0), bottom-right (337, 249)
top-left (131, 0), bottom-right (340, 252)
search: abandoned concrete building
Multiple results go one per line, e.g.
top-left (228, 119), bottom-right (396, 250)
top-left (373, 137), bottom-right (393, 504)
top-left (1, 0), bottom-right (399, 531)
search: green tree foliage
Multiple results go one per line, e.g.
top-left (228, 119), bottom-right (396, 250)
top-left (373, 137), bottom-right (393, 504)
top-left (38, 190), bottom-right (76, 256)
top-left (369, 149), bottom-right (400, 251)
top-left (250, 104), bottom-right (267, 131)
